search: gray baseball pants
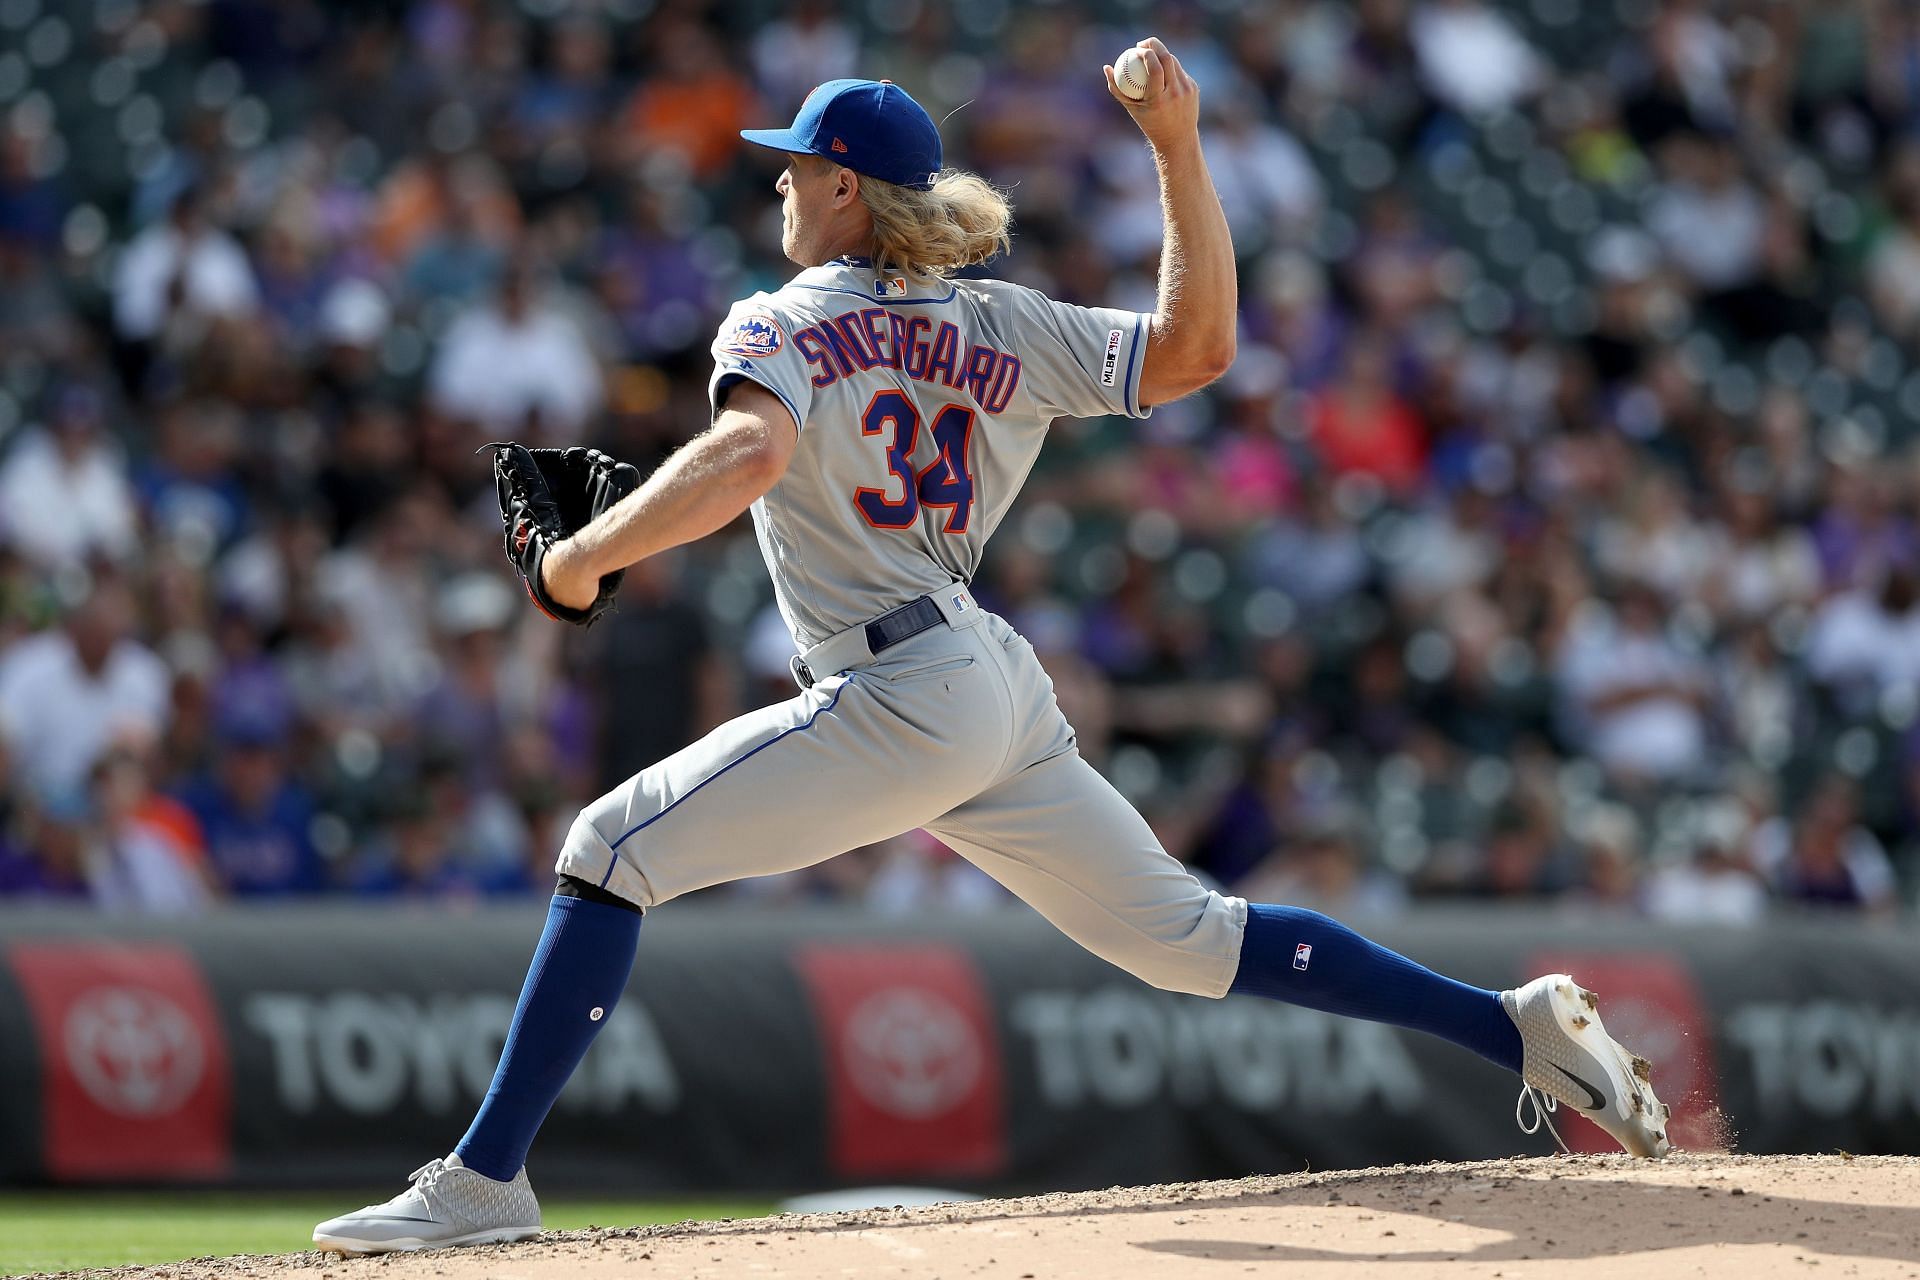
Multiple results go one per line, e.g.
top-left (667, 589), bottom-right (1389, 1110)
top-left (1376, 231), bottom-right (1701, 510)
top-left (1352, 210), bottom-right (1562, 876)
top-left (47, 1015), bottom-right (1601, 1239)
top-left (556, 598), bottom-right (1247, 998)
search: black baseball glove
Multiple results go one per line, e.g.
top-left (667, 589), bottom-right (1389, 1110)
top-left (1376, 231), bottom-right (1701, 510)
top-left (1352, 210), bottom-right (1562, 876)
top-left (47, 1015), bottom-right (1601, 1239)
top-left (487, 443), bottom-right (640, 626)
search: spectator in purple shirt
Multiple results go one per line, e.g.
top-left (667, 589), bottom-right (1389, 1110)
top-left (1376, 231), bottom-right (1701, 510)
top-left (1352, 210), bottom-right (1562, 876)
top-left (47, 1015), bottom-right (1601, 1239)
top-left (1812, 464), bottom-right (1917, 591)
top-left (0, 784), bottom-right (94, 901)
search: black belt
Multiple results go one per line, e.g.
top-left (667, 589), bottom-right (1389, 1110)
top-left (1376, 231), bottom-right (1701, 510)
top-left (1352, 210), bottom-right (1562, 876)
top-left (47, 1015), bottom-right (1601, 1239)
top-left (864, 595), bottom-right (945, 655)
top-left (792, 594), bottom-right (949, 689)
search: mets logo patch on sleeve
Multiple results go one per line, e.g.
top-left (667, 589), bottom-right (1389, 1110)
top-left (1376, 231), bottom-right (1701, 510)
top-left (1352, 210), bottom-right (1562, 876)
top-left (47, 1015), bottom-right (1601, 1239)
top-left (721, 312), bottom-right (785, 358)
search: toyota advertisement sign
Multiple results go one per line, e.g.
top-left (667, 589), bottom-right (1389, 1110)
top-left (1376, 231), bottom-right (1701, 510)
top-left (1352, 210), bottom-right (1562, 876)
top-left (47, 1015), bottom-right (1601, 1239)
top-left (1, 907), bottom-right (1917, 1191)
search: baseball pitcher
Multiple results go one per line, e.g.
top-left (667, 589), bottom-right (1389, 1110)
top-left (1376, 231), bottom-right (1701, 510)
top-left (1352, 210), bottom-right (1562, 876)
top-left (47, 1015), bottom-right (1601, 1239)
top-left (316, 39), bottom-right (1669, 1255)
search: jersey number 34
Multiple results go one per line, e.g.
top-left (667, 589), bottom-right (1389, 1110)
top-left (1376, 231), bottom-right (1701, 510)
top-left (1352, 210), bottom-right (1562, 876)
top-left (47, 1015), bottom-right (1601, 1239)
top-left (855, 389), bottom-right (976, 534)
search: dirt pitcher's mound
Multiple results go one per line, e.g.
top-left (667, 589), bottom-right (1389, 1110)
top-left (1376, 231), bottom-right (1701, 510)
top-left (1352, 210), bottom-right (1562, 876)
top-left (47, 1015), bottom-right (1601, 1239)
top-left (59, 1153), bottom-right (1920, 1280)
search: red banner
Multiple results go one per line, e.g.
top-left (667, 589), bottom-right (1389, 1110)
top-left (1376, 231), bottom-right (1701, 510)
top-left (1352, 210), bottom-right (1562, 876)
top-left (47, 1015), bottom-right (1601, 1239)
top-left (7, 942), bottom-right (232, 1179)
top-left (794, 944), bottom-right (1007, 1180)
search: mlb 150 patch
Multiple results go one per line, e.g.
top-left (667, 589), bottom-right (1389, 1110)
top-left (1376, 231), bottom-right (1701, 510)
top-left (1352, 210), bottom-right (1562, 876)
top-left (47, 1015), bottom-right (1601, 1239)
top-left (722, 312), bottom-right (785, 358)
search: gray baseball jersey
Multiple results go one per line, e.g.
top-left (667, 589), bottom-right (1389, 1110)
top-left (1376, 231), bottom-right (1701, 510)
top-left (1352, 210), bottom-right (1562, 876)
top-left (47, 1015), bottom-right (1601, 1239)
top-left (557, 257), bottom-right (1247, 998)
top-left (706, 258), bottom-right (1153, 647)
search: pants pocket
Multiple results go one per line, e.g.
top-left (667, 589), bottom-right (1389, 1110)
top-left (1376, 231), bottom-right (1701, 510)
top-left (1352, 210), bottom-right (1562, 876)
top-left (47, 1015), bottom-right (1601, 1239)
top-left (881, 654), bottom-right (977, 685)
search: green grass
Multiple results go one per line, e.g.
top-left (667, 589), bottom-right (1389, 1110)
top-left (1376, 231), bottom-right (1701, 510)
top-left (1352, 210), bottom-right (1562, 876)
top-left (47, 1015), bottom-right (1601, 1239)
top-left (0, 1192), bottom-right (775, 1276)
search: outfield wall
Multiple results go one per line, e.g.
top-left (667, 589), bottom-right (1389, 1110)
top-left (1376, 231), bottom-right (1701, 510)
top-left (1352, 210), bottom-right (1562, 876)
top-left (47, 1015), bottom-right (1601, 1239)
top-left (1, 906), bottom-right (1916, 1191)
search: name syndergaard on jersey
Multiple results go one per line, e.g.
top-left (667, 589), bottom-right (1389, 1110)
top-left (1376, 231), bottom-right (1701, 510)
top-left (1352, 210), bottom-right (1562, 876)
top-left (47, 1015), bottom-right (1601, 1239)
top-left (791, 305), bottom-right (1023, 415)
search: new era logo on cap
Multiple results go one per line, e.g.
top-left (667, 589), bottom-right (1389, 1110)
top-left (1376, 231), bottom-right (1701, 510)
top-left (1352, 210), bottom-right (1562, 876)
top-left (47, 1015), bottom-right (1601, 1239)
top-left (831, 138), bottom-right (848, 153)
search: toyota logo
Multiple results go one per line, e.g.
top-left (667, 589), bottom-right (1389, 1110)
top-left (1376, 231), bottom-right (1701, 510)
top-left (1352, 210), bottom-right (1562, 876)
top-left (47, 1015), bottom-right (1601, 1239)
top-left (63, 987), bottom-right (205, 1118)
top-left (844, 987), bottom-right (981, 1120)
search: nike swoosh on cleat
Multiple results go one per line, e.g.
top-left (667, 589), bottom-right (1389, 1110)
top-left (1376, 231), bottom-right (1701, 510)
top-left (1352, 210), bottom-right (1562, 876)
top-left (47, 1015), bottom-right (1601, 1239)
top-left (353, 1216), bottom-right (442, 1225)
top-left (1545, 1063), bottom-right (1607, 1111)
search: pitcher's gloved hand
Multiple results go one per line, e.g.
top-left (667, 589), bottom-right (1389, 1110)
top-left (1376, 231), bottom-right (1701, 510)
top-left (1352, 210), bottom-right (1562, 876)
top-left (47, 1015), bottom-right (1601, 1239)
top-left (487, 443), bottom-right (640, 626)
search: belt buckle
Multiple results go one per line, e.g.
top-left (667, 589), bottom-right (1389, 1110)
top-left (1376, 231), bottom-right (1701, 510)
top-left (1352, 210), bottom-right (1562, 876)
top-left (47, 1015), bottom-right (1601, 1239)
top-left (790, 653), bottom-right (814, 689)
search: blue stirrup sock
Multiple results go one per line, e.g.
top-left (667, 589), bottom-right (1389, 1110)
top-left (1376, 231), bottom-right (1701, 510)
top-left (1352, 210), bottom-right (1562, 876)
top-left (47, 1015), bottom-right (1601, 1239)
top-left (1229, 903), bottom-right (1523, 1074)
top-left (456, 893), bottom-right (642, 1180)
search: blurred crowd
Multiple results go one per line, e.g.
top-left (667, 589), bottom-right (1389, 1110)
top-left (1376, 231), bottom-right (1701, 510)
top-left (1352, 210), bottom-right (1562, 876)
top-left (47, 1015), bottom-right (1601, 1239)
top-left (2, 0), bottom-right (1919, 920)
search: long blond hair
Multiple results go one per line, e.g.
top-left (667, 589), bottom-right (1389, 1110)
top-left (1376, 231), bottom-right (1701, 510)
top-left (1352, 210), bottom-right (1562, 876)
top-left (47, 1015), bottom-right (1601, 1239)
top-left (859, 168), bottom-right (1012, 278)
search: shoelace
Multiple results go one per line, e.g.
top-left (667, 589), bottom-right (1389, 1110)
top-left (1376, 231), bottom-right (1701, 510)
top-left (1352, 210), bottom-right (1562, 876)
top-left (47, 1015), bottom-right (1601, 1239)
top-left (1515, 1084), bottom-right (1570, 1154)
top-left (407, 1158), bottom-right (449, 1192)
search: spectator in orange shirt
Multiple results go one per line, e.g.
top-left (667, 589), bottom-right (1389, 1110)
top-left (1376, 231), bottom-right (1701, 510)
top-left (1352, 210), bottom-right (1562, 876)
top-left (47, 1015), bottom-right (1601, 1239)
top-left (369, 152), bottom-right (519, 273)
top-left (89, 742), bottom-right (218, 914)
top-left (623, 22), bottom-right (759, 181)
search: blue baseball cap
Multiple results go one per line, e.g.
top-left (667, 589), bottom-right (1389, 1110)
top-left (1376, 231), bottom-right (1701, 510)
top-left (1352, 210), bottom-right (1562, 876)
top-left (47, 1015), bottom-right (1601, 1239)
top-left (741, 79), bottom-right (942, 191)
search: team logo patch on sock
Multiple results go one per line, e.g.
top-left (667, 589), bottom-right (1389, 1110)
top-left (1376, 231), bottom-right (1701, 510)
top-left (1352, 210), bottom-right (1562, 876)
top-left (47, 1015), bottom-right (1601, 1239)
top-left (1293, 942), bottom-right (1313, 971)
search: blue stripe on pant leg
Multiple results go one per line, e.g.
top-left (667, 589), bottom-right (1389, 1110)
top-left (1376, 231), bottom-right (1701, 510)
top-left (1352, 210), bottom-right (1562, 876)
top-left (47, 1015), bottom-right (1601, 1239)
top-left (598, 678), bottom-right (853, 888)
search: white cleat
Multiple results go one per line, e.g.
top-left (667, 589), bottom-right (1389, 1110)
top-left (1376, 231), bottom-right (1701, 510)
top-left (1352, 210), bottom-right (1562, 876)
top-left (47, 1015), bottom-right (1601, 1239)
top-left (312, 1154), bottom-right (541, 1255)
top-left (1501, 973), bottom-right (1672, 1158)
